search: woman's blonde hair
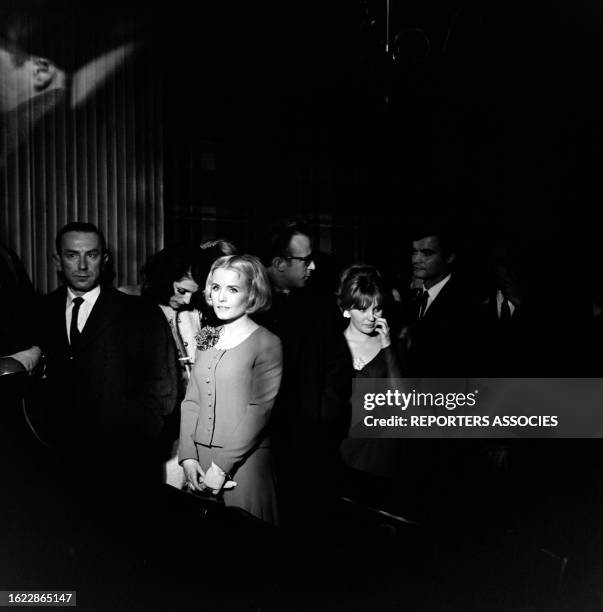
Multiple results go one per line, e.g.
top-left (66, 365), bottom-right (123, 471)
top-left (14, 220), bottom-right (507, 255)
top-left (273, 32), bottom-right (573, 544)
top-left (205, 254), bottom-right (272, 314)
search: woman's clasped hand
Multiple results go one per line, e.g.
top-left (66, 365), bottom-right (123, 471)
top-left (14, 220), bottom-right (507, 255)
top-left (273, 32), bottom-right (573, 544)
top-left (182, 458), bottom-right (237, 494)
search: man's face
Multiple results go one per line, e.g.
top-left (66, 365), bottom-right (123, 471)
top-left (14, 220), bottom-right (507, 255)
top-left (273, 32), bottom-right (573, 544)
top-left (55, 231), bottom-right (106, 295)
top-left (411, 235), bottom-right (453, 288)
top-left (279, 233), bottom-right (316, 290)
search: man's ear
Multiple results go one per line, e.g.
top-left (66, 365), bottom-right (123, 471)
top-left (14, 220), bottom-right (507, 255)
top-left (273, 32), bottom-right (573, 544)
top-left (31, 57), bottom-right (57, 92)
top-left (446, 252), bottom-right (456, 266)
top-left (272, 256), bottom-right (287, 272)
top-left (52, 252), bottom-right (62, 271)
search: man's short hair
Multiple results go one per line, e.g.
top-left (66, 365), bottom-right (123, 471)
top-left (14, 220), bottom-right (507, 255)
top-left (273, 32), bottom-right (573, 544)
top-left (259, 219), bottom-right (312, 267)
top-left (411, 221), bottom-right (457, 258)
top-left (205, 254), bottom-right (272, 314)
top-left (55, 222), bottom-right (107, 254)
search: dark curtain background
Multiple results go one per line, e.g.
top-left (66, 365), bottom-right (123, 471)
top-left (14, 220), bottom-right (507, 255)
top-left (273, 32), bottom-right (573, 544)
top-left (1, 0), bottom-right (601, 295)
top-left (0, 6), bottom-right (163, 294)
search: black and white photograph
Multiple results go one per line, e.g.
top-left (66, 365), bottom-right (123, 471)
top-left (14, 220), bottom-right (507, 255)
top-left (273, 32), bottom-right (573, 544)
top-left (1, 0), bottom-right (602, 609)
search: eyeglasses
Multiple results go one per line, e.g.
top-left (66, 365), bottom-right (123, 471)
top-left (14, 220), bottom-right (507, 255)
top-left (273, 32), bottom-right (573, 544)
top-left (285, 255), bottom-right (314, 267)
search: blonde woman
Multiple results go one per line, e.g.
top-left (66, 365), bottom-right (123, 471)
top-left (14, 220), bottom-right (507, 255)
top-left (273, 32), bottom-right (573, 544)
top-left (179, 255), bottom-right (282, 525)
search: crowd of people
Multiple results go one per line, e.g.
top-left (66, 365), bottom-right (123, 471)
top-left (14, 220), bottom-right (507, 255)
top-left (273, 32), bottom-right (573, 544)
top-left (3, 217), bottom-right (603, 609)
top-left (2, 218), bottom-right (602, 529)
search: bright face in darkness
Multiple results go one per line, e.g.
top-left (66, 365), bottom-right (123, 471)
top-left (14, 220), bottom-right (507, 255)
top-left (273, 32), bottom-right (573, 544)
top-left (55, 231), bottom-right (106, 295)
top-left (348, 299), bottom-right (383, 336)
top-left (208, 267), bottom-right (250, 322)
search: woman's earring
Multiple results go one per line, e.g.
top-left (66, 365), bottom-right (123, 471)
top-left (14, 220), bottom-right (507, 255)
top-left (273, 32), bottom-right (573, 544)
top-left (343, 311), bottom-right (351, 319)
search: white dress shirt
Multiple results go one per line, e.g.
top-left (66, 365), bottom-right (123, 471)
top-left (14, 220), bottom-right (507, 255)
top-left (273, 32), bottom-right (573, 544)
top-left (65, 285), bottom-right (101, 342)
top-left (422, 273), bottom-right (452, 315)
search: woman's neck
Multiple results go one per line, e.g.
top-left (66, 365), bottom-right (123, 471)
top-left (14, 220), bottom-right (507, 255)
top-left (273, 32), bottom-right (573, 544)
top-left (217, 314), bottom-right (258, 349)
top-left (222, 313), bottom-right (252, 333)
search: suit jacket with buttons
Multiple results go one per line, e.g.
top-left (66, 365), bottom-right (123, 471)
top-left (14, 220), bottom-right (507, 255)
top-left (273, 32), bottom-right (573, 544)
top-left (178, 326), bottom-right (282, 476)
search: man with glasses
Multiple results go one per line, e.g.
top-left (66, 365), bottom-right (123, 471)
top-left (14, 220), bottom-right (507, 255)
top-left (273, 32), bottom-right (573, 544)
top-left (258, 220), bottom-right (336, 525)
top-left (264, 223), bottom-right (316, 292)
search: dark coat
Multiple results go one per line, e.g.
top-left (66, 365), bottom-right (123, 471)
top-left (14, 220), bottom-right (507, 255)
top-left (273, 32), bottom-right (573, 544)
top-left (479, 292), bottom-right (530, 376)
top-left (254, 287), bottom-right (340, 445)
top-left (407, 275), bottom-right (485, 377)
top-left (34, 286), bottom-right (179, 465)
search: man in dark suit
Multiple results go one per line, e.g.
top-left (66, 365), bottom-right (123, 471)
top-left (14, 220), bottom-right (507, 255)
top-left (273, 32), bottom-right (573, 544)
top-left (479, 241), bottom-right (531, 377)
top-left (256, 220), bottom-right (344, 525)
top-left (407, 226), bottom-right (482, 377)
top-left (36, 222), bottom-right (178, 477)
top-left (257, 220), bottom-right (320, 437)
top-left (403, 225), bottom-right (489, 519)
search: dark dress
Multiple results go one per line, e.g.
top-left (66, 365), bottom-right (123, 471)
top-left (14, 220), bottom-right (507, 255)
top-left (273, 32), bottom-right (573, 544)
top-left (339, 343), bottom-right (405, 480)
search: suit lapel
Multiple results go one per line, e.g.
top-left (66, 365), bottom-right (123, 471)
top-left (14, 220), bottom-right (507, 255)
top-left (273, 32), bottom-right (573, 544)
top-left (421, 277), bottom-right (454, 322)
top-left (77, 287), bottom-right (124, 351)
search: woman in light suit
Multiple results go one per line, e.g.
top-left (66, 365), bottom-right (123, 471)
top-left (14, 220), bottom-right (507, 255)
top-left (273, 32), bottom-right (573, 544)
top-left (179, 255), bottom-right (283, 525)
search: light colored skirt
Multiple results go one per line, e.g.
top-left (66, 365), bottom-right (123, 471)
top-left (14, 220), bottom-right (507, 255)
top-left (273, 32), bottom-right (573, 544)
top-left (195, 443), bottom-right (278, 526)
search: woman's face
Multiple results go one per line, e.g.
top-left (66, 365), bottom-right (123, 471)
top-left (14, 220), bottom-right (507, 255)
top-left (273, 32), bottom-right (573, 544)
top-left (208, 267), bottom-right (250, 322)
top-left (348, 299), bottom-right (383, 336)
top-left (169, 276), bottom-right (199, 310)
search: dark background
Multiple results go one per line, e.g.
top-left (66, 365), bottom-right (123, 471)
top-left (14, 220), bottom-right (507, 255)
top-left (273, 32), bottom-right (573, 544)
top-left (2, 3), bottom-right (603, 607)
top-left (2, 0), bottom-right (601, 294)
top-left (160, 0), bottom-right (601, 271)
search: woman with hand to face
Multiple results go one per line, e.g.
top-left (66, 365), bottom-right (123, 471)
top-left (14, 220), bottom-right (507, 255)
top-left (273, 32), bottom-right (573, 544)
top-left (339, 265), bottom-right (401, 375)
top-left (179, 255), bottom-right (283, 524)
top-left (330, 265), bottom-right (404, 480)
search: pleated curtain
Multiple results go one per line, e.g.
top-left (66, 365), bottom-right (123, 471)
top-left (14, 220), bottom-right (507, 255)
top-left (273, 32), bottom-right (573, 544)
top-left (0, 42), bottom-right (163, 295)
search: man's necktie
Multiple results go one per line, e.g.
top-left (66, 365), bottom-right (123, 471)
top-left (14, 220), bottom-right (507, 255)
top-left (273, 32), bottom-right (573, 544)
top-left (418, 290), bottom-right (429, 319)
top-left (500, 297), bottom-right (512, 321)
top-left (70, 297), bottom-right (84, 346)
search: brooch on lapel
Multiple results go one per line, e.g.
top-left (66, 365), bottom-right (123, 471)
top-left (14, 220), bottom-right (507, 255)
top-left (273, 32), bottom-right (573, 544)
top-left (195, 326), bottom-right (222, 351)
